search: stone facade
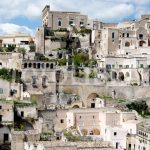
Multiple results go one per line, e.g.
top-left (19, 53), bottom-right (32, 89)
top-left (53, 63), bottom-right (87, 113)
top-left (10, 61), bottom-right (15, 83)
top-left (42, 5), bottom-right (88, 30)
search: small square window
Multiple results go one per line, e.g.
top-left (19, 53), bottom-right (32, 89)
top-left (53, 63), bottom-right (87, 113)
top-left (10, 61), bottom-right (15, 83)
top-left (60, 119), bottom-right (64, 123)
top-left (114, 132), bottom-right (117, 136)
top-left (0, 106), bottom-right (2, 109)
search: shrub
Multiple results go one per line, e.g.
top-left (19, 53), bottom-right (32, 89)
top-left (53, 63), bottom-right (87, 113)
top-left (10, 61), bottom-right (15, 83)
top-left (58, 58), bottom-right (67, 66)
top-left (89, 70), bottom-right (97, 78)
top-left (126, 101), bottom-right (150, 116)
top-left (73, 52), bottom-right (89, 67)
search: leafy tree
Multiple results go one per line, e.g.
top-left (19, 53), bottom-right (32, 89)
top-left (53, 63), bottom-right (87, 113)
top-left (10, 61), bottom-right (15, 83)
top-left (0, 47), bottom-right (4, 52)
top-left (6, 44), bottom-right (16, 52)
top-left (89, 70), bottom-right (97, 78)
top-left (17, 47), bottom-right (26, 59)
top-left (29, 44), bottom-right (36, 52)
top-left (126, 101), bottom-right (150, 116)
top-left (73, 52), bottom-right (89, 67)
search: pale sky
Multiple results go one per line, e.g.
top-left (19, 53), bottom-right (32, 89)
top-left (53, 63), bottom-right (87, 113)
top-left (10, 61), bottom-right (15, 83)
top-left (0, 0), bottom-right (150, 35)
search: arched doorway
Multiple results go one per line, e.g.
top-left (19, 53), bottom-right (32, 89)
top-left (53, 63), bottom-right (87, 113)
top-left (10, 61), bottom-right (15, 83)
top-left (125, 41), bottom-right (130, 47)
top-left (112, 71), bottom-right (117, 80)
top-left (118, 72), bottom-right (124, 81)
top-left (87, 93), bottom-right (99, 108)
top-left (139, 40), bottom-right (146, 47)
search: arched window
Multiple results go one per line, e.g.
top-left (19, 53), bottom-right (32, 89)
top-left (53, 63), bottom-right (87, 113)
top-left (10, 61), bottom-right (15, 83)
top-left (118, 72), bottom-right (124, 81)
top-left (33, 63), bottom-right (36, 68)
top-left (125, 41), bottom-right (130, 47)
top-left (126, 72), bottom-right (130, 77)
top-left (24, 63), bottom-right (27, 68)
top-left (139, 40), bottom-right (146, 47)
top-left (50, 63), bottom-right (54, 69)
top-left (46, 63), bottom-right (49, 68)
top-left (42, 63), bottom-right (45, 68)
top-left (37, 63), bottom-right (41, 69)
top-left (28, 63), bottom-right (32, 68)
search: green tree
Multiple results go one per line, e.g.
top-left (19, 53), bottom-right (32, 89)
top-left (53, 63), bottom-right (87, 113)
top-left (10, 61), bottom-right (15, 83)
top-left (73, 52), bottom-right (89, 67)
top-left (29, 44), bottom-right (36, 52)
top-left (18, 47), bottom-right (26, 59)
top-left (6, 44), bottom-right (16, 52)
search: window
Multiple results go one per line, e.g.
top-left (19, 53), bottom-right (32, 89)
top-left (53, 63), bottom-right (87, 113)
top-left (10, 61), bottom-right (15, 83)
top-left (112, 65), bottom-right (115, 68)
top-left (125, 65), bottom-right (129, 68)
top-left (119, 65), bottom-right (123, 68)
top-left (0, 115), bottom-right (2, 122)
top-left (28, 63), bottom-right (32, 68)
top-left (106, 64), bottom-right (111, 69)
top-left (114, 132), bottom-right (117, 136)
top-left (32, 76), bottom-right (37, 87)
top-left (129, 144), bottom-right (131, 149)
top-left (0, 106), bottom-right (2, 109)
top-left (60, 119), bottom-right (64, 123)
top-left (42, 76), bottom-right (47, 88)
top-left (127, 33), bottom-right (129, 37)
top-left (112, 32), bottom-right (115, 39)
top-left (80, 19), bottom-right (84, 27)
top-left (24, 63), bottom-right (27, 68)
top-left (58, 18), bottom-right (62, 27)
top-left (80, 116), bottom-right (82, 119)
top-left (69, 19), bottom-right (74, 26)
top-left (21, 111), bottom-right (24, 117)
top-left (125, 41), bottom-right (130, 47)
top-left (4, 134), bottom-right (9, 142)
top-left (122, 33), bottom-right (125, 37)
top-left (140, 64), bottom-right (144, 68)
top-left (139, 34), bottom-right (143, 39)
top-left (91, 103), bottom-right (95, 108)
top-left (116, 142), bottom-right (119, 149)
top-left (50, 63), bottom-right (54, 69)
top-left (46, 63), bottom-right (49, 68)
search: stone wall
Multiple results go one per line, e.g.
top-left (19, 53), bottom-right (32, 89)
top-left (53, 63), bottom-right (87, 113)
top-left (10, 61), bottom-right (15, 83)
top-left (24, 141), bottom-right (113, 150)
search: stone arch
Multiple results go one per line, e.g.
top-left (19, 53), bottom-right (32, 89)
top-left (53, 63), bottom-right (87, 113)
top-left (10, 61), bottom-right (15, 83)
top-left (33, 63), bottom-right (36, 68)
top-left (139, 40), bottom-right (146, 47)
top-left (118, 72), bottom-right (124, 81)
top-left (87, 93), bottom-right (99, 108)
top-left (41, 63), bottom-right (45, 68)
top-left (81, 129), bottom-right (88, 136)
top-left (125, 41), bottom-right (130, 47)
top-left (72, 105), bottom-right (80, 109)
top-left (28, 63), bottom-right (32, 68)
top-left (37, 63), bottom-right (41, 69)
top-left (46, 63), bottom-right (49, 68)
top-left (50, 63), bottom-right (54, 69)
top-left (93, 128), bottom-right (100, 135)
top-left (125, 72), bottom-right (130, 77)
top-left (112, 71), bottom-right (117, 80)
top-left (24, 63), bottom-right (27, 68)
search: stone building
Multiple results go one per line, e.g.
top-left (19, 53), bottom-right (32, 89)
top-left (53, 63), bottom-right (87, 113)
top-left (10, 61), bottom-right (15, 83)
top-left (1, 32), bottom-right (34, 51)
top-left (126, 120), bottom-right (150, 150)
top-left (0, 101), bottom-right (14, 125)
top-left (42, 5), bottom-right (88, 30)
top-left (0, 101), bottom-right (14, 149)
top-left (21, 60), bottom-right (57, 106)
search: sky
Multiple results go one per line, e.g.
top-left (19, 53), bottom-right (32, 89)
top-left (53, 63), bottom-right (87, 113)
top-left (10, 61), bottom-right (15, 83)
top-left (0, 0), bottom-right (150, 36)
